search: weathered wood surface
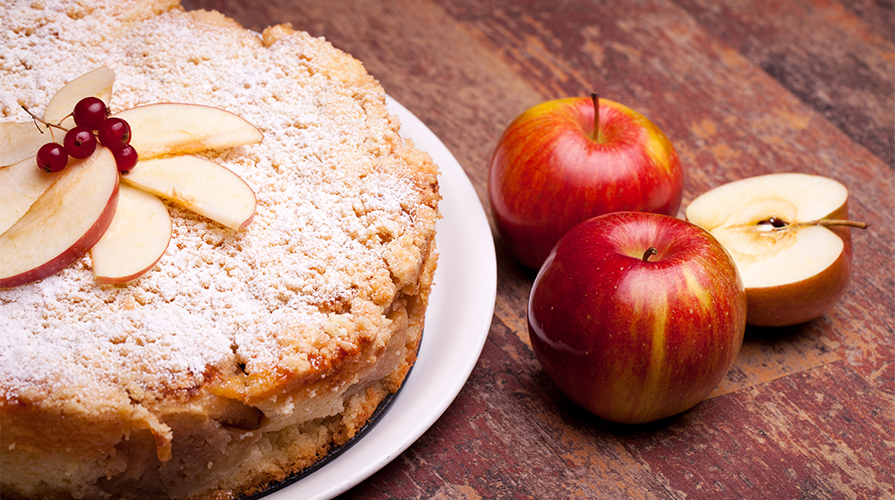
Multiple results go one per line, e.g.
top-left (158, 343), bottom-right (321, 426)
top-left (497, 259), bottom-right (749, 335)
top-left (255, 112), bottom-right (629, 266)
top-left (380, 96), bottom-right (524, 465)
top-left (184, 0), bottom-right (894, 497)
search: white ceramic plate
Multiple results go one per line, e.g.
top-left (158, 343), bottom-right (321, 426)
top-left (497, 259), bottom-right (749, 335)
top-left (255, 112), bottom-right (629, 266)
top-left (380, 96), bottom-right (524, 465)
top-left (260, 97), bottom-right (497, 499)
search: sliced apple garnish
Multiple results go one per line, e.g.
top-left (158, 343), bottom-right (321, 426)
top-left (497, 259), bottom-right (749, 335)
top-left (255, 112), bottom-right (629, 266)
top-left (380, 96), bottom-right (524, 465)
top-left (91, 184), bottom-right (171, 284)
top-left (0, 122), bottom-right (51, 167)
top-left (0, 147), bottom-right (119, 288)
top-left (112, 103), bottom-right (263, 159)
top-left (121, 155), bottom-right (256, 230)
top-left (43, 66), bottom-right (115, 129)
top-left (686, 172), bottom-right (865, 327)
top-left (0, 155), bottom-right (61, 234)
top-left (2, 66), bottom-right (114, 167)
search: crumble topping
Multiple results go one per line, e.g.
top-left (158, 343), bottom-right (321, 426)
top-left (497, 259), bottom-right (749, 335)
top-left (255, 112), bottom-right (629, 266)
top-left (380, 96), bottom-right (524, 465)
top-left (0, 3), bottom-right (439, 403)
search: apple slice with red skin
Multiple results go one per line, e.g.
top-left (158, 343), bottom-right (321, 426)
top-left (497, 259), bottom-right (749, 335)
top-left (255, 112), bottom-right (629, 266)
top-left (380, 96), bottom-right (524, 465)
top-left (0, 146), bottom-right (119, 288)
top-left (528, 212), bottom-right (746, 424)
top-left (112, 103), bottom-right (263, 159)
top-left (686, 172), bottom-right (866, 327)
top-left (121, 155), bottom-right (256, 230)
top-left (0, 155), bottom-right (61, 234)
top-left (43, 66), bottom-right (115, 130)
top-left (489, 95), bottom-right (684, 270)
top-left (91, 184), bottom-right (171, 285)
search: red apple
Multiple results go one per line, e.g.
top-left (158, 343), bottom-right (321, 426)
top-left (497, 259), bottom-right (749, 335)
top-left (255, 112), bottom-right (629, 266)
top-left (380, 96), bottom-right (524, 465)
top-left (528, 212), bottom-right (746, 424)
top-left (488, 95), bottom-right (684, 270)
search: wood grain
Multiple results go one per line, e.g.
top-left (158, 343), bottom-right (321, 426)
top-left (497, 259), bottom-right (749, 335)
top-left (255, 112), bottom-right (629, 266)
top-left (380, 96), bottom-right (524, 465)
top-left (179, 0), bottom-right (895, 497)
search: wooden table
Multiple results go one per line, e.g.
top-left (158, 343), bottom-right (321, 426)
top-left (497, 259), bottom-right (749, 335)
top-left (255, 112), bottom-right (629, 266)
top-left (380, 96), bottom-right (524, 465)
top-left (183, 1), bottom-right (894, 497)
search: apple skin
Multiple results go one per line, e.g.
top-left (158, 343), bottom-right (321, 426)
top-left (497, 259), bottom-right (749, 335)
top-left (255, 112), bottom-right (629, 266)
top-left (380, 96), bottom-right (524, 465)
top-left (488, 96), bottom-right (684, 270)
top-left (528, 212), bottom-right (746, 424)
top-left (746, 244), bottom-right (849, 327)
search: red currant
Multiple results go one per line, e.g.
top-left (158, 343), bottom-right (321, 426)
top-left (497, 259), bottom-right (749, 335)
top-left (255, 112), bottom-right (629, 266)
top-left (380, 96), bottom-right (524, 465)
top-left (98, 118), bottom-right (131, 148)
top-left (72, 97), bottom-right (108, 130)
top-left (112, 145), bottom-right (138, 173)
top-left (63, 126), bottom-right (98, 159)
top-left (36, 143), bottom-right (69, 173)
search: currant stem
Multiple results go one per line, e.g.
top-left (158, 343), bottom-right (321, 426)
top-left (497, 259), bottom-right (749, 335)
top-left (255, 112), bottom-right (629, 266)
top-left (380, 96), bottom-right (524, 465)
top-left (591, 93), bottom-right (600, 142)
top-left (642, 247), bottom-right (658, 262)
top-left (21, 105), bottom-right (69, 133)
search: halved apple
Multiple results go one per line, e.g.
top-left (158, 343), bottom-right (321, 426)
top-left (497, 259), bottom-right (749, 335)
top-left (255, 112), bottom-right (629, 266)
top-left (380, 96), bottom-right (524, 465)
top-left (0, 122), bottom-right (51, 167)
top-left (0, 155), bottom-right (61, 234)
top-left (121, 155), bottom-right (256, 230)
top-left (43, 66), bottom-right (115, 129)
top-left (112, 103), bottom-right (263, 159)
top-left (685, 172), bottom-right (863, 327)
top-left (0, 147), bottom-right (119, 288)
top-left (92, 184), bottom-right (172, 285)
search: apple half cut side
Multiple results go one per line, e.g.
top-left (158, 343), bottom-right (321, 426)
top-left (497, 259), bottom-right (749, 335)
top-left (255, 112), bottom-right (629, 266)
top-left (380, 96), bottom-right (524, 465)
top-left (43, 66), bottom-right (115, 129)
top-left (0, 147), bottom-right (119, 289)
top-left (685, 172), bottom-right (861, 327)
top-left (0, 122), bottom-right (53, 168)
top-left (0, 155), bottom-right (61, 235)
top-left (92, 184), bottom-right (172, 285)
top-left (112, 103), bottom-right (263, 159)
top-left (120, 155), bottom-right (257, 231)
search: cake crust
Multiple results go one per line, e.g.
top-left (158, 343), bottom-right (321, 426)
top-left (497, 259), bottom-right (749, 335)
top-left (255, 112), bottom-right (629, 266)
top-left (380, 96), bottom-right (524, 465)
top-left (0, 1), bottom-right (439, 498)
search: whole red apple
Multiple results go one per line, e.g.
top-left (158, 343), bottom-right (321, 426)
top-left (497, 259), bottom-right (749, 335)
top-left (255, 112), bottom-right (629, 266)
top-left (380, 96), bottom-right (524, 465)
top-left (528, 212), bottom-right (746, 424)
top-left (488, 95), bottom-right (684, 270)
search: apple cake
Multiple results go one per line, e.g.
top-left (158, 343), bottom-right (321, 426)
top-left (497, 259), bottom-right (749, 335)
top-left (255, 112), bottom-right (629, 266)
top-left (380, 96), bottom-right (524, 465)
top-left (0, 1), bottom-right (440, 499)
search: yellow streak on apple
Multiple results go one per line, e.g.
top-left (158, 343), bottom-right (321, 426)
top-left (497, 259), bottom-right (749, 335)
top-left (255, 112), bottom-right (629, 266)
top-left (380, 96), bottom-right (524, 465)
top-left (642, 120), bottom-right (679, 175)
top-left (646, 295), bottom-right (669, 399)
top-left (682, 267), bottom-right (714, 316)
top-left (613, 271), bottom-right (670, 418)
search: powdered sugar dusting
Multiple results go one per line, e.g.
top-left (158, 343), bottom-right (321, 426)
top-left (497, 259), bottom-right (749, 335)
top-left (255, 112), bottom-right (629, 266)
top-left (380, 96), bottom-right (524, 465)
top-left (0, 2), bottom-right (438, 403)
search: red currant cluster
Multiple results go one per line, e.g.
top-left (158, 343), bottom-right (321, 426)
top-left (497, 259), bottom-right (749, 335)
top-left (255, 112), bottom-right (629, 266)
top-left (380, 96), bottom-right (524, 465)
top-left (30, 97), bottom-right (137, 174)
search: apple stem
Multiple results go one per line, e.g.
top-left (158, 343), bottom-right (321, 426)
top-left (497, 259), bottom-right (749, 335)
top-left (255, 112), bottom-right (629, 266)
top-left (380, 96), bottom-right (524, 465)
top-left (774, 219), bottom-right (870, 231)
top-left (812, 219), bottom-right (870, 230)
top-left (591, 93), bottom-right (600, 142)
top-left (642, 247), bottom-right (658, 262)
